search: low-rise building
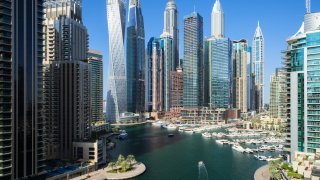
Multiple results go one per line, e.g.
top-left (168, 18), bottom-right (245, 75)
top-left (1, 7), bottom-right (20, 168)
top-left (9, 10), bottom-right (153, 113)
top-left (73, 139), bottom-right (107, 166)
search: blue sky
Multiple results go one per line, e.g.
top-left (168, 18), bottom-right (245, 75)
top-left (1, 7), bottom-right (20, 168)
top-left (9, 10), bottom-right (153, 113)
top-left (83, 0), bottom-right (320, 103)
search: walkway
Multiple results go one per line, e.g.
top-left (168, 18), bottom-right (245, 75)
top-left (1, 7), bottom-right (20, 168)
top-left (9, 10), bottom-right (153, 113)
top-left (72, 163), bottom-right (146, 180)
top-left (254, 165), bottom-right (270, 180)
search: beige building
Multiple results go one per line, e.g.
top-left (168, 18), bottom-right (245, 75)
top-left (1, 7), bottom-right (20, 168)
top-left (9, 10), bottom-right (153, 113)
top-left (73, 138), bottom-right (107, 166)
top-left (269, 68), bottom-right (286, 119)
top-left (232, 40), bottom-right (248, 113)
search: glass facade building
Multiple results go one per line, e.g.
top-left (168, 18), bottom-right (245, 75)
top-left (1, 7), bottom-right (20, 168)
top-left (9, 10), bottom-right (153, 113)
top-left (183, 12), bottom-right (203, 108)
top-left (146, 35), bottom-right (173, 112)
top-left (284, 11), bottom-right (320, 158)
top-left (205, 37), bottom-right (232, 109)
top-left (106, 0), bottom-right (127, 122)
top-left (252, 22), bottom-right (265, 112)
top-left (164, 0), bottom-right (179, 70)
top-left (127, 0), bottom-right (145, 113)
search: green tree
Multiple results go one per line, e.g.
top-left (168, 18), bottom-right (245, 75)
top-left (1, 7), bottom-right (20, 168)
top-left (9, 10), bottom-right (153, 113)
top-left (126, 155), bottom-right (136, 166)
top-left (269, 160), bottom-right (282, 180)
top-left (116, 155), bottom-right (126, 166)
top-left (108, 162), bottom-right (116, 171)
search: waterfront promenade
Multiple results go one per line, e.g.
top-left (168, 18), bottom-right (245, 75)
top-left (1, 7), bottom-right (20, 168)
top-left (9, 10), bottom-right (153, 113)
top-left (254, 165), bottom-right (270, 180)
top-left (72, 163), bottom-right (146, 180)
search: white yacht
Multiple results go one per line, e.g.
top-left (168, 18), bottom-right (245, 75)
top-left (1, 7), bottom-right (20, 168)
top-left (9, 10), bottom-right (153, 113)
top-left (202, 132), bottom-right (212, 138)
top-left (167, 124), bottom-right (177, 130)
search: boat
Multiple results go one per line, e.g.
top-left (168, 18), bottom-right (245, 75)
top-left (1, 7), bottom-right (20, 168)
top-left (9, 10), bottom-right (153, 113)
top-left (168, 134), bottom-right (175, 137)
top-left (216, 139), bottom-right (229, 145)
top-left (245, 148), bottom-right (254, 153)
top-left (202, 132), bottom-right (212, 138)
top-left (118, 130), bottom-right (128, 139)
top-left (167, 124), bottom-right (177, 130)
top-left (152, 121), bottom-right (164, 126)
top-left (232, 145), bottom-right (245, 153)
top-left (184, 129), bottom-right (194, 134)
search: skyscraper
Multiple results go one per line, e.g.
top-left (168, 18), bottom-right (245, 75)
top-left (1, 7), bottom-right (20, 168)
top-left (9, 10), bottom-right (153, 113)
top-left (252, 22), bottom-right (265, 112)
top-left (204, 0), bottom-right (232, 109)
top-left (127, 0), bottom-right (145, 114)
top-left (0, 1), bottom-right (13, 178)
top-left (211, 0), bottom-right (224, 38)
top-left (146, 34), bottom-right (173, 112)
top-left (160, 33), bottom-right (174, 111)
top-left (283, 6), bottom-right (320, 158)
top-left (205, 37), bottom-right (232, 109)
top-left (232, 40), bottom-right (248, 113)
top-left (1, 0), bottom-right (46, 179)
top-left (44, 0), bottom-right (91, 160)
top-left (246, 46), bottom-right (256, 111)
top-left (88, 50), bottom-right (104, 122)
top-left (107, 0), bottom-right (127, 122)
top-left (164, 0), bottom-right (179, 70)
top-left (269, 68), bottom-right (286, 119)
top-left (183, 12), bottom-right (203, 108)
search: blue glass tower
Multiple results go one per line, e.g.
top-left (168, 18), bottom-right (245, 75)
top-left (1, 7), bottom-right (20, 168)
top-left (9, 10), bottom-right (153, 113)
top-left (205, 37), bottom-right (232, 109)
top-left (183, 12), bottom-right (203, 108)
top-left (127, 0), bottom-right (145, 113)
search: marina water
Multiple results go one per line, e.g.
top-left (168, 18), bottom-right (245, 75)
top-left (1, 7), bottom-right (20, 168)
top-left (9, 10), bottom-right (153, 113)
top-left (109, 124), bottom-right (275, 180)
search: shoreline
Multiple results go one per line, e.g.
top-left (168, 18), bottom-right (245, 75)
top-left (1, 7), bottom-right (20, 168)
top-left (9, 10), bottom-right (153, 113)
top-left (254, 165), bottom-right (270, 180)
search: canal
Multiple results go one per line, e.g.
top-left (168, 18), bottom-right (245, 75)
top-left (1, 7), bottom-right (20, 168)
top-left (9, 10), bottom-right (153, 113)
top-left (109, 124), bottom-right (268, 180)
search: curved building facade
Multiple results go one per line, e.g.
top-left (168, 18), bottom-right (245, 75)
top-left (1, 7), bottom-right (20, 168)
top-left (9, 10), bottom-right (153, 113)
top-left (106, 0), bottom-right (127, 122)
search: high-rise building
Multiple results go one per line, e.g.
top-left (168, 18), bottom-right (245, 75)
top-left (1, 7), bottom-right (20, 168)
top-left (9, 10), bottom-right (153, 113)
top-left (204, 0), bottom-right (231, 109)
top-left (252, 22), bottom-right (265, 112)
top-left (283, 5), bottom-right (320, 158)
top-left (88, 50), bottom-right (104, 122)
top-left (107, 0), bottom-right (127, 122)
top-left (146, 34), bottom-right (173, 112)
top-left (44, 0), bottom-right (91, 160)
top-left (0, 0), bottom-right (46, 179)
top-left (232, 40), bottom-right (248, 113)
top-left (211, 0), bottom-right (224, 38)
top-left (164, 0), bottom-right (179, 70)
top-left (269, 68), bottom-right (286, 119)
top-left (0, 1), bottom-right (13, 178)
top-left (204, 37), bottom-right (232, 109)
top-left (183, 12), bottom-right (203, 108)
top-left (127, 0), bottom-right (145, 113)
top-left (160, 33), bottom-right (174, 111)
top-left (246, 46), bottom-right (256, 111)
top-left (171, 64), bottom-right (183, 109)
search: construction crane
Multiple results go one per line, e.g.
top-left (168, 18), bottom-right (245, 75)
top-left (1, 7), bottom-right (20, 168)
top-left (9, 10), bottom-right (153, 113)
top-left (306, 0), bottom-right (311, 14)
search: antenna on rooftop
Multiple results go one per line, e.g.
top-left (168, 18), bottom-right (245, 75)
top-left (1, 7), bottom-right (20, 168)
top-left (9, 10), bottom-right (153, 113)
top-left (306, 0), bottom-right (311, 14)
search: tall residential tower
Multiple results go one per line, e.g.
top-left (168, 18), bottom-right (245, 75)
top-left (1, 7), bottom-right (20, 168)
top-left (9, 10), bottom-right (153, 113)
top-left (44, 0), bottom-right (91, 160)
top-left (127, 0), bottom-right (146, 114)
top-left (164, 0), bottom-right (179, 70)
top-left (107, 0), bottom-right (127, 122)
top-left (88, 50), bottom-right (104, 122)
top-left (253, 22), bottom-right (265, 112)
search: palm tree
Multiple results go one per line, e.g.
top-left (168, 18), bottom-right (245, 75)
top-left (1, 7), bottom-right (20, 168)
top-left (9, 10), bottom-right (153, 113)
top-left (116, 155), bottom-right (125, 166)
top-left (126, 155), bottom-right (136, 166)
top-left (108, 162), bottom-right (116, 171)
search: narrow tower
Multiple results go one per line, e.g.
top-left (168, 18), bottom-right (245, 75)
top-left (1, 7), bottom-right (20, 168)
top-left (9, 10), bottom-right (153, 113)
top-left (211, 0), bottom-right (224, 38)
top-left (252, 22), bottom-right (265, 112)
top-left (164, 0), bottom-right (179, 70)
